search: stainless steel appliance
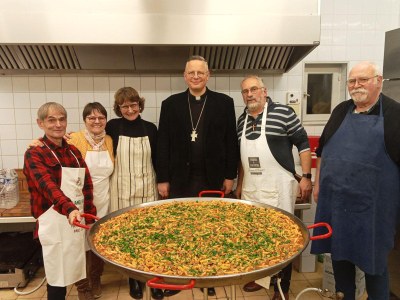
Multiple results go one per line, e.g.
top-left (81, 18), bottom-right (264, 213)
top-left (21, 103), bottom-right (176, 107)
top-left (383, 28), bottom-right (400, 101)
top-left (383, 27), bottom-right (400, 298)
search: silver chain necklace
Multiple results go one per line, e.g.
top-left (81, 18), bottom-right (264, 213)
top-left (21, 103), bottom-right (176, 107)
top-left (188, 93), bottom-right (207, 142)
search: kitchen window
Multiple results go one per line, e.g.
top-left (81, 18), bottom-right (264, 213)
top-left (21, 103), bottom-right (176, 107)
top-left (302, 63), bottom-right (347, 125)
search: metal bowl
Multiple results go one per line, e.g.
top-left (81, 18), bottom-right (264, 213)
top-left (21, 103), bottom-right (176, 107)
top-left (87, 197), bottom-right (314, 288)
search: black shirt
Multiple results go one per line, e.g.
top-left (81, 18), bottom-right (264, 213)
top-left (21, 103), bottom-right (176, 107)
top-left (316, 94), bottom-right (400, 167)
top-left (105, 116), bottom-right (158, 168)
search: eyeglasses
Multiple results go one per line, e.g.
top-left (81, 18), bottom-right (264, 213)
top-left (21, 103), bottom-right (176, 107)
top-left (347, 75), bottom-right (378, 87)
top-left (185, 71), bottom-right (208, 79)
top-left (241, 86), bottom-right (264, 95)
top-left (119, 103), bottom-right (139, 110)
top-left (86, 116), bottom-right (106, 122)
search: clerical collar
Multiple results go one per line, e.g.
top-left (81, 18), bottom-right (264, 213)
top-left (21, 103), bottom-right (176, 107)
top-left (189, 93), bottom-right (207, 102)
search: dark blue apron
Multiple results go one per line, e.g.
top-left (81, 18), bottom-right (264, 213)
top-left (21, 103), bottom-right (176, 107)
top-left (311, 99), bottom-right (400, 275)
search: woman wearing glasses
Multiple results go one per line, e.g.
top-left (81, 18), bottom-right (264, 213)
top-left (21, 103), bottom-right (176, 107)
top-left (106, 87), bottom-right (163, 300)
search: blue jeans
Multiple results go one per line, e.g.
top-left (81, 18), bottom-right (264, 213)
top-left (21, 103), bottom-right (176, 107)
top-left (332, 259), bottom-right (389, 300)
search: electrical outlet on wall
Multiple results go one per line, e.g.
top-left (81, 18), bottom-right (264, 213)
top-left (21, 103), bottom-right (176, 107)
top-left (286, 92), bottom-right (301, 105)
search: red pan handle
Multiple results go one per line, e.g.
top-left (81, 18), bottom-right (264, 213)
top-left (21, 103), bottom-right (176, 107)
top-left (198, 190), bottom-right (225, 198)
top-left (307, 222), bottom-right (332, 240)
top-left (72, 213), bottom-right (100, 230)
top-left (147, 277), bottom-right (196, 290)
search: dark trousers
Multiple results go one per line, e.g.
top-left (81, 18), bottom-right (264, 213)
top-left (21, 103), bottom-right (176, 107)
top-left (47, 284), bottom-right (66, 300)
top-left (273, 263), bottom-right (292, 293)
top-left (332, 259), bottom-right (389, 300)
top-left (170, 174), bottom-right (209, 198)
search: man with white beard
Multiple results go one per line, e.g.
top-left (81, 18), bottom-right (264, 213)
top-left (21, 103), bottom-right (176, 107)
top-left (311, 61), bottom-right (400, 300)
top-left (236, 75), bottom-right (312, 300)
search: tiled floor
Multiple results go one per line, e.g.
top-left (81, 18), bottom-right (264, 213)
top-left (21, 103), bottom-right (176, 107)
top-left (0, 262), bottom-right (369, 300)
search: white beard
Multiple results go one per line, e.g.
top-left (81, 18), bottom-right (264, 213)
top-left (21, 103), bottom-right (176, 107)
top-left (350, 88), bottom-right (368, 104)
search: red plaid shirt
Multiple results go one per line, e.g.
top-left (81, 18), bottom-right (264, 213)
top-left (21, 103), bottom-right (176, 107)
top-left (23, 136), bottom-right (96, 238)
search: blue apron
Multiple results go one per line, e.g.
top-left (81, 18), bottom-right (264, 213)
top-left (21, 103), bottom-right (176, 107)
top-left (311, 99), bottom-right (400, 275)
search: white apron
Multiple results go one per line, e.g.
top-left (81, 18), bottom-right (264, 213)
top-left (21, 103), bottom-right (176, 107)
top-left (85, 150), bottom-right (113, 218)
top-left (38, 145), bottom-right (86, 286)
top-left (240, 105), bottom-right (297, 214)
top-left (110, 135), bottom-right (157, 211)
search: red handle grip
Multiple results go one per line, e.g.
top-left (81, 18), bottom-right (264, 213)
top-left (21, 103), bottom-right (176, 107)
top-left (198, 190), bottom-right (225, 198)
top-left (147, 277), bottom-right (196, 290)
top-left (72, 213), bottom-right (100, 230)
top-left (307, 222), bottom-right (332, 240)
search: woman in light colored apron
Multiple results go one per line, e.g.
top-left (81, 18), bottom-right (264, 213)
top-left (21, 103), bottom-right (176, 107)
top-left (106, 87), bottom-right (162, 300)
top-left (68, 102), bottom-right (114, 299)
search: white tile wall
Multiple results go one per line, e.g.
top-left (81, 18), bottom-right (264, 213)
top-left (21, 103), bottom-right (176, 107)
top-left (0, 0), bottom-right (399, 168)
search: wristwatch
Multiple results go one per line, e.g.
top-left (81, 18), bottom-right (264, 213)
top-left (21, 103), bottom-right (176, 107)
top-left (302, 173), bottom-right (312, 179)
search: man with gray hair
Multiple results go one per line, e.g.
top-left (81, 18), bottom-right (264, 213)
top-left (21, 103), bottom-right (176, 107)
top-left (24, 102), bottom-right (96, 300)
top-left (311, 61), bottom-right (400, 299)
top-left (236, 75), bottom-right (312, 300)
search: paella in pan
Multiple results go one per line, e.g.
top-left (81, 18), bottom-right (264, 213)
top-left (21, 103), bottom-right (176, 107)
top-left (93, 199), bottom-right (304, 277)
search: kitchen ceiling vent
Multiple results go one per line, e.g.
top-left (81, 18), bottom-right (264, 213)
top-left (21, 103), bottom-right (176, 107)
top-left (0, 0), bottom-right (321, 75)
top-left (0, 45), bottom-right (80, 70)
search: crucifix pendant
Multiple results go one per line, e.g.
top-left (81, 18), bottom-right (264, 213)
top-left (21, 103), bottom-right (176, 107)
top-left (191, 130), bottom-right (198, 142)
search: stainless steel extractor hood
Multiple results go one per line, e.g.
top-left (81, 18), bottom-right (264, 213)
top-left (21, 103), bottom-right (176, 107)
top-left (0, 0), bottom-right (320, 75)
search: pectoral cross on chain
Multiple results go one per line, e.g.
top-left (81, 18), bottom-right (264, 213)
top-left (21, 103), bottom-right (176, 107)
top-left (191, 130), bottom-right (198, 142)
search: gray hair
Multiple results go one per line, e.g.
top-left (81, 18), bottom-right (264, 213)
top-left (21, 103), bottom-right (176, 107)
top-left (37, 102), bottom-right (67, 120)
top-left (185, 55), bottom-right (209, 71)
top-left (241, 75), bottom-right (265, 88)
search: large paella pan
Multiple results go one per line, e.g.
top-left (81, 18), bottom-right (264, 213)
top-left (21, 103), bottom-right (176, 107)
top-left (84, 196), bottom-right (331, 289)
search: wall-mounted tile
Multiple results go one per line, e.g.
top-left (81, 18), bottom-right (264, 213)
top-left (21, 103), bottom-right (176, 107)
top-left (18, 155), bottom-right (24, 169)
top-left (32, 126), bottom-right (43, 139)
top-left (273, 75), bottom-right (288, 91)
top-left (345, 30), bottom-right (363, 46)
top-left (94, 77), bottom-right (109, 91)
top-left (141, 77), bottom-right (156, 91)
top-left (78, 92), bottom-right (95, 107)
top-left (331, 46), bottom-right (347, 61)
top-left (30, 93), bottom-right (46, 109)
top-left (0, 125), bottom-right (16, 139)
top-left (1, 156), bottom-right (18, 169)
top-left (229, 77), bottom-right (242, 92)
top-left (140, 107), bottom-right (157, 123)
top-left (62, 92), bottom-right (79, 108)
top-left (231, 91), bottom-right (243, 107)
top-left (346, 46), bottom-right (362, 61)
top-left (109, 76), bottom-right (125, 92)
top-left (234, 106), bottom-right (245, 121)
top-left (78, 77), bottom-right (94, 92)
top-left (0, 109), bottom-right (15, 124)
top-left (46, 92), bottom-right (63, 103)
top-left (12, 77), bottom-right (29, 92)
top-left (16, 124), bottom-right (33, 140)
top-left (13, 93), bottom-right (30, 109)
top-left (28, 77), bottom-right (46, 92)
top-left (0, 77), bottom-right (12, 92)
top-left (333, 14), bottom-right (348, 30)
top-left (0, 93), bottom-right (14, 108)
top-left (45, 76), bottom-right (62, 92)
top-left (155, 77), bottom-right (171, 91)
top-left (124, 77), bottom-right (140, 90)
top-left (15, 109), bottom-right (32, 124)
top-left (206, 77), bottom-right (216, 91)
top-left (215, 77), bottom-right (230, 92)
top-left (67, 123), bottom-right (80, 133)
top-left (62, 77), bottom-right (78, 92)
top-left (316, 45), bottom-right (333, 61)
top-left (170, 76), bottom-right (186, 92)
top-left (156, 92), bottom-right (172, 107)
top-left (66, 108), bottom-right (80, 124)
top-left (0, 140), bottom-right (17, 155)
top-left (287, 75), bottom-right (303, 91)
top-left (17, 140), bottom-right (31, 157)
top-left (93, 92), bottom-right (111, 109)
top-left (347, 14), bottom-right (362, 31)
top-left (141, 92), bottom-right (156, 108)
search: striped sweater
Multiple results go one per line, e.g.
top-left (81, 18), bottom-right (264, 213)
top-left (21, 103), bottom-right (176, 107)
top-left (237, 98), bottom-right (309, 174)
